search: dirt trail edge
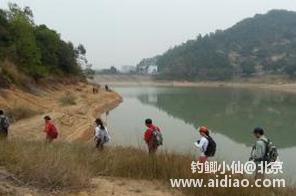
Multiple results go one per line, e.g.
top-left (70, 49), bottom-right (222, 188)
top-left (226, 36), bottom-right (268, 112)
top-left (0, 83), bottom-right (182, 196)
top-left (0, 83), bottom-right (121, 142)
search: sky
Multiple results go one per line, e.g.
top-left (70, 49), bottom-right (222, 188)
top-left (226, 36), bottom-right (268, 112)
top-left (1, 0), bottom-right (296, 69)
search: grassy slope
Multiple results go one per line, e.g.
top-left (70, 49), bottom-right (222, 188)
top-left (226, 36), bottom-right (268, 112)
top-left (0, 140), bottom-right (294, 196)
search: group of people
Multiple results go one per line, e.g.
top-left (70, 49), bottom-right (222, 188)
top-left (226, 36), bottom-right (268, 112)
top-left (1, 109), bottom-right (278, 178)
top-left (143, 119), bottom-right (279, 178)
top-left (0, 110), bottom-right (58, 142)
top-left (142, 119), bottom-right (278, 179)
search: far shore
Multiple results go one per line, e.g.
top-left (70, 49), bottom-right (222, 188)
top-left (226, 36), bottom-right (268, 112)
top-left (92, 74), bottom-right (296, 94)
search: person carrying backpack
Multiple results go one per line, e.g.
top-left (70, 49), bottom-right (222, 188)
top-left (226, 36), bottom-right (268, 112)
top-left (94, 118), bottom-right (110, 150)
top-left (43, 116), bottom-right (58, 143)
top-left (0, 110), bottom-right (10, 139)
top-left (194, 126), bottom-right (216, 163)
top-left (144, 118), bottom-right (162, 154)
top-left (249, 127), bottom-right (278, 179)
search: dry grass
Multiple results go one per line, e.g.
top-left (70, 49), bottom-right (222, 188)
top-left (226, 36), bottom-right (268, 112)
top-left (59, 92), bottom-right (77, 106)
top-left (0, 61), bottom-right (30, 87)
top-left (6, 106), bottom-right (41, 122)
top-left (0, 140), bottom-right (92, 189)
top-left (0, 140), bottom-right (294, 195)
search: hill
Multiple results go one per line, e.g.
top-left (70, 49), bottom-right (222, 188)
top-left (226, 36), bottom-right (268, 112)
top-left (0, 3), bottom-right (87, 88)
top-left (152, 10), bottom-right (296, 80)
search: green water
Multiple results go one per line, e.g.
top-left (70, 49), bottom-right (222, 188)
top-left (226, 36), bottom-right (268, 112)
top-left (105, 86), bottom-right (296, 181)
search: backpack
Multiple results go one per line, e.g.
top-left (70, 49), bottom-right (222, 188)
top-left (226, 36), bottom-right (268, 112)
top-left (261, 138), bottom-right (278, 163)
top-left (103, 130), bottom-right (110, 144)
top-left (204, 136), bottom-right (216, 157)
top-left (100, 128), bottom-right (110, 144)
top-left (0, 116), bottom-right (9, 132)
top-left (48, 124), bottom-right (58, 139)
top-left (152, 128), bottom-right (163, 146)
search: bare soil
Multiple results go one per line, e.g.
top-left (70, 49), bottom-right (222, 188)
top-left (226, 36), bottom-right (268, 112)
top-left (0, 83), bottom-right (182, 196)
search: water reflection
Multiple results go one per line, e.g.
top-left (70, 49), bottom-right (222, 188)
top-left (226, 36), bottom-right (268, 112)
top-left (133, 87), bottom-right (296, 148)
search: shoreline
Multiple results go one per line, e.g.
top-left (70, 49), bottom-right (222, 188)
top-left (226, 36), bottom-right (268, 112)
top-left (93, 78), bottom-right (296, 94)
top-left (0, 82), bottom-right (122, 142)
top-left (1, 81), bottom-right (296, 195)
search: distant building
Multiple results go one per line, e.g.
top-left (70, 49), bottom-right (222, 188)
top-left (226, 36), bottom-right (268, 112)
top-left (147, 65), bottom-right (158, 74)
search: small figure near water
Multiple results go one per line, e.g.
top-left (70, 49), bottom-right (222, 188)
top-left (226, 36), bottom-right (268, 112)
top-left (93, 86), bottom-right (99, 94)
top-left (144, 118), bottom-right (163, 154)
top-left (0, 110), bottom-right (10, 139)
top-left (194, 126), bottom-right (216, 163)
top-left (94, 118), bottom-right (110, 150)
top-left (43, 116), bottom-right (58, 143)
top-left (105, 85), bottom-right (111, 92)
top-left (249, 127), bottom-right (278, 179)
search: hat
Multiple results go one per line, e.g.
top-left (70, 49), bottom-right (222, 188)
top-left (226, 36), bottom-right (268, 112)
top-left (198, 126), bottom-right (208, 133)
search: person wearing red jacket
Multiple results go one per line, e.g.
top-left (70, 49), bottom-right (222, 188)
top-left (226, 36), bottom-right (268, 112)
top-left (144, 118), bottom-right (161, 154)
top-left (43, 116), bottom-right (58, 143)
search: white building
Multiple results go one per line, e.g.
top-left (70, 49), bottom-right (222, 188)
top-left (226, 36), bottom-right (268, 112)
top-left (147, 65), bottom-right (158, 74)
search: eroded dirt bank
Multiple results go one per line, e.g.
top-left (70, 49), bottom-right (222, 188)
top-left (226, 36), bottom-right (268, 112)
top-left (0, 83), bottom-right (183, 196)
top-left (0, 82), bottom-right (122, 142)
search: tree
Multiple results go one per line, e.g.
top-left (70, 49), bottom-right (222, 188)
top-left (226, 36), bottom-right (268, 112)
top-left (153, 10), bottom-right (296, 80)
top-left (0, 3), bottom-right (87, 82)
top-left (110, 66), bottom-right (118, 74)
top-left (8, 4), bottom-right (45, 78)
top-left (34, 25), bottom-right (60, 71)
top-left (57, 41), bottom-right (81, 74)
top-left (75, 44), bottom-right (87, 68)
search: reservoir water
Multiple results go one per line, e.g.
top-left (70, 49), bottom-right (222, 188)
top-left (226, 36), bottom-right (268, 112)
top-left (105, 86), bottom-right (296, 182)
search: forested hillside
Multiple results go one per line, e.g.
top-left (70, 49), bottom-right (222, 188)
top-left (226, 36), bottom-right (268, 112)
top-left (154, 10), bottom-right (296, 80)
top-left (0, 4), bottom-right (86, 87)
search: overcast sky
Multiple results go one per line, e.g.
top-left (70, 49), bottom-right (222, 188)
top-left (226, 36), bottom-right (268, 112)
top-left (1, 0), bottom-right (296, 69)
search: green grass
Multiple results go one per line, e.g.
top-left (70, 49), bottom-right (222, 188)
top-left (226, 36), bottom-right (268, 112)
top-left (0, 139), bottom-right (294, 195)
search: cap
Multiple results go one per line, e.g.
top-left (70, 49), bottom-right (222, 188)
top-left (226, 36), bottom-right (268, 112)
top-left (198, 126), bottom-right (208, 133)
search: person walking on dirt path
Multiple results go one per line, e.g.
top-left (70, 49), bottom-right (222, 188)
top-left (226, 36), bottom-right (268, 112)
top-left (0, 110), bottom-right (10, 139)
top-left (144, 119), bottom-right (163, 154)
top-left (194, 126), bottom-right (216, 163)
top-left (94, 118), bottom-right (110, 150)
top-left (43, 116), bottom-right (58, 143)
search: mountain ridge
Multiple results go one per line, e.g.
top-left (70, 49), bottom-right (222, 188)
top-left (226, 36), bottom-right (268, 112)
top-left (141, 9), bottom-right (296, 80)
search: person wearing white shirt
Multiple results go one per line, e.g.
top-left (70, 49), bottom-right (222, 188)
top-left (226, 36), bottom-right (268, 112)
top-left (94, 118), bottom-right (110, 150)
top-left (194, 126), bottom-right (210, 163)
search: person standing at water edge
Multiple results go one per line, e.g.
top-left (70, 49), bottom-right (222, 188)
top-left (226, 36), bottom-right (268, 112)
top-left (43, 116), bottom-right (58, 143)
top-left (144, 118), bottom-right (162, 154)
top-left (0, 110), bottom-right (10, 139)
top-left (249, 127), bottom-right (278, 179)
top-left (194, 126), bottom-right (216, 163)
top-left (94, 118), bottom-right (110, 150)
top-left (249, 128), bottom-right (267, 162)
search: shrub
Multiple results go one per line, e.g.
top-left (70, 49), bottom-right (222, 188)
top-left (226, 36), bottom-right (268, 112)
top-left (59, 92), bottom-right (76, 106)
top-left (7, 106), bottom-right (40, 122)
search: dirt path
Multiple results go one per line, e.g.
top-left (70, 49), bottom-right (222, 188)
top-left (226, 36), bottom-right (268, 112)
top-left (0, 169), bottom-right (182, 196)
top-left (0, 83), bottom-right (182, 196)
top-left (0, 83), bottom-right (121, 142)
top-left (73, 177), bottom-right (182, 196)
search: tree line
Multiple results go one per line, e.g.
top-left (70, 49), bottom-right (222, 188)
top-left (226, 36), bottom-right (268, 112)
top-left (0, 3), bottom-right (87, 83)
top-left (153, 10), bottom-right (296, 80)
